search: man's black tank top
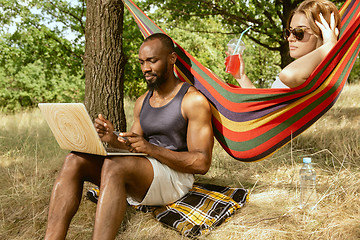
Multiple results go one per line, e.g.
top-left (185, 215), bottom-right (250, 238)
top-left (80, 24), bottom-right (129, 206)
top-left (140, 82), bottom-right (191, 152)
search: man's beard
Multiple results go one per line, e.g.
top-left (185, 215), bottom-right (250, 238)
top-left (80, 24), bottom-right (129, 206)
top-left (147, 75), bottom-right (167, 91)
top-left (146, 64), bottom-right (168, 91)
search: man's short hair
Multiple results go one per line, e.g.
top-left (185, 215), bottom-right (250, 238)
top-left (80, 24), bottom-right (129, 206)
top-left (143, 33), bottom-right (175, 54)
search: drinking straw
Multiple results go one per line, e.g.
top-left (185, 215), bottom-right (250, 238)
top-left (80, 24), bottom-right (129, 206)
top-left (233, 26), bottom-right (252, 54)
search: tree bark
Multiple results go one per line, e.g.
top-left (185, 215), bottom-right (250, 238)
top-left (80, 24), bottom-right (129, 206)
top-left (84, 0), bottom-right (127, 131)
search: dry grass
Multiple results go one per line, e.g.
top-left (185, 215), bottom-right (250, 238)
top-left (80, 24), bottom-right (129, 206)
top-left (0, 84), bottom-right (359, 239)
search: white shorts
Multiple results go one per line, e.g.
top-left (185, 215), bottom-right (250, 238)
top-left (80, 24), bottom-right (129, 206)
top-left (126, 157), bottom-right (194, 206)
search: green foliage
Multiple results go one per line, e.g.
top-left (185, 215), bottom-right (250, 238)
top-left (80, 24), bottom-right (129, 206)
top-left (153, 14), bottom-right (233, 83)
top-left (122, 2), bottom-right (148, 98)
top-left (142, 0), bottom-right (299, 66)
top-left (0, 0), bottom-right (84, 71)
top-left (0, 60), bottom-right (84, 112)
top-left (0, 0), bottom-right (86, 112)
top-left (242, 41), bottom-right (281, 88)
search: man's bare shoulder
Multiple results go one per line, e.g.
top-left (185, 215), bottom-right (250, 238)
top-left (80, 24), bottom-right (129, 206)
top-left (133, 90), bottom-right (150, 116)
top-left (185, 86), bottom-right (208, 100)
top-left (187, 85), bottom-right (198, 93)
top-left (183, 86), bottom-right (210, 111)
top-left (134, 90), bottom-right (149, 107)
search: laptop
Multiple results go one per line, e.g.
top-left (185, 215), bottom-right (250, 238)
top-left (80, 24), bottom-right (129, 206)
top-left (38, 103), bottom-right (146, 156)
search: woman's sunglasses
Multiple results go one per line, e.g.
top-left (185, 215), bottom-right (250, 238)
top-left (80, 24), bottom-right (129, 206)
top-left (283, 27), bottom-right (311, 41)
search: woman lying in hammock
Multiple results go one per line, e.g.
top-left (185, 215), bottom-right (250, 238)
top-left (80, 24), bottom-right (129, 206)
top-left (232, 0), bottom-right (341, 89)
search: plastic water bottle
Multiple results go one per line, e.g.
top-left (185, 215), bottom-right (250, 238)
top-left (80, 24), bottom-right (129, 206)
top-left (299, 157), bottom-right (317, 210)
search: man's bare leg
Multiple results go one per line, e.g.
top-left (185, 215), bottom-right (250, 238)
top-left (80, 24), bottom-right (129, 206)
top-left (92, 156), bottom-right (154, 240)
top-left (45, 153), bottom-right (104, 240)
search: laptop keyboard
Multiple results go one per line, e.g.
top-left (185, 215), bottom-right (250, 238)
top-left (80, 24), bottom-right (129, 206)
top-left (105, 147), bottom-right (129, 153)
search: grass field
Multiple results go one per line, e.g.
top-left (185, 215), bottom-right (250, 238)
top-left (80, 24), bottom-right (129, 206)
top-left (0, 84), bottom-right (359, 239)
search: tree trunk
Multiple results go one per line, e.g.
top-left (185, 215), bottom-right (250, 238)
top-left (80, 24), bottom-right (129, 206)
top-left (84, 0), bottom-right (127, 131)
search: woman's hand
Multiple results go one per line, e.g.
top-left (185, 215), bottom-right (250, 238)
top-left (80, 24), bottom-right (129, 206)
top-left (225, 52), bottom-right (255, 88)
top-left (316, 12), bottom-right (339, 47)
top-left (225, 52), bottom-right (245, 79)
top-left (235, 54), bottom-right (246, 79)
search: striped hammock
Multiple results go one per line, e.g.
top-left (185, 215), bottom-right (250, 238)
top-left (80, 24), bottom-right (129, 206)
top-left (122, 0), bottom-right (360, 162)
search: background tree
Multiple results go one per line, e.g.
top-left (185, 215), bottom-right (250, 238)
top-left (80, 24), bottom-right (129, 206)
top-left (84, 0), bottom-right (127, 131)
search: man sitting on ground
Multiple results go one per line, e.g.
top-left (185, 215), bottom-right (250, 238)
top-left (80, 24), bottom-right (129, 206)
top-left (44, 33), bottom-right (214, 240)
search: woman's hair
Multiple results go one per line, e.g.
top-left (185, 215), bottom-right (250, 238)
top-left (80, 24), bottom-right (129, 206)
top-left (288, 0), bottom-right (341, 40)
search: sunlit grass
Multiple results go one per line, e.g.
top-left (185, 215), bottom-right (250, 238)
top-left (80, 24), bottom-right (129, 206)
top-left (0, 85), bottom-right (359, 239)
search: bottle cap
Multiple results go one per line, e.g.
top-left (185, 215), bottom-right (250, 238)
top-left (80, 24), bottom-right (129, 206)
top-left (303, 157), bottom-right (312, 164)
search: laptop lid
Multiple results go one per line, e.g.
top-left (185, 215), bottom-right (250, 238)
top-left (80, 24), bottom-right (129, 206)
top-left (38, 103), bottom-right (145, 156)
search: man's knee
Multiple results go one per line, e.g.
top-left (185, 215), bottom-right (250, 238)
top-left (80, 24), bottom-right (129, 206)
top-left (101, 157), bottom-right (142, 182)
top-left (102, 157), bottom-right (130, 175)
top-left (63, 152), bottom-right (88, 170)
top-left (101, 157), bottom-right (154, 201)
top-left (59, 152), bottom-right (99, 179)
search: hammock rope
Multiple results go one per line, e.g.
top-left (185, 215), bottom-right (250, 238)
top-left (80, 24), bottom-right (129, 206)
top-left (122, 0), bottom-right (360, 162)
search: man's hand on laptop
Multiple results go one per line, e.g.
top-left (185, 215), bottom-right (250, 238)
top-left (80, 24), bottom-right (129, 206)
top-left (95, 114), bottom-right (134, 151)
top-left (118, 132), bottom-right (151, 154)
top-left (95, 114), bottom-right (150, 154)
top-left (94, 114), bottom-right (116, 143)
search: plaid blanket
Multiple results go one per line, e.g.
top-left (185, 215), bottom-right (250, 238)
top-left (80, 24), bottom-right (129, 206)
top-left (136, 183), bottom-right (249, 237)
